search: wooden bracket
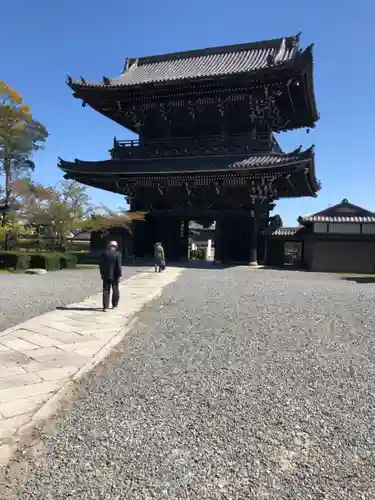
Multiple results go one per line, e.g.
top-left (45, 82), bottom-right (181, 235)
top-left (212, 180), bottom-right (221, 195)
top-left (183, 182), bottom-right (191, 196)
top-left (285, 174), bottom-right (298, 195)
top-left (157, 183), bottom-right (166, 196)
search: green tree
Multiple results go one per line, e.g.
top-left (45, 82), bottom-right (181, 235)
top-left (25, 179), bottom-right (143, 250)
top-left (0, 178), bottom-right (37, 249)
top-left (0, 81), bottom-right (48, 248)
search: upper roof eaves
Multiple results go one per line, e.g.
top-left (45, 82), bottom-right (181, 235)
top-left (58, 145), bottom-right (314, 175)
top-left (67, 34), bottom-right (305, 90)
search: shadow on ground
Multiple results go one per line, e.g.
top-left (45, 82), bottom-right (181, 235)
top-left (257, 265), bottom-right (308, 272)
top-left (341, 277), bottom-right (375, 284)
top-left (123, 261), bottom-right (312, 271)
top-left (56, 306), bottom-right (103, 312)
top-left (123, 260), bottom-right (232, 270)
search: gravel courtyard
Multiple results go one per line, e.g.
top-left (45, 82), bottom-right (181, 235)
top-left (5, 268), bottom-right (375, 499)
top-left (0, 267), bottom-right (141, 332)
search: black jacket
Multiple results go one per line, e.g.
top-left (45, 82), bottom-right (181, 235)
top-left (99, 249), bottom-right (122, 281)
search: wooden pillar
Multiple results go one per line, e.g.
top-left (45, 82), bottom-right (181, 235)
top-left (170, 216), bottom-right (180, 261)
top-left (182, 218), bottom-right (189, 261)
top-left (214, 218), bottom-right (222, 263)
top-left (249, 213), bottom-right (258, 266)
top-left (262, 233), bottom-right (268, 265)
top-left (220, 215), bottom-right (233, 263)
top-left (158, 213), bottom-right (167, 257)
top-left (159, 214), bottom-right (181, 261)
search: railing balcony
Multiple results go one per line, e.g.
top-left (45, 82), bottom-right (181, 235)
top-left (110, 133), bottom-right (278, 160)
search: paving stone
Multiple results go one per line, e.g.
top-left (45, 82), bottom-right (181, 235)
top-left (61, 319), bottom-right (95, 326)
top-left (39, 322), bottom-right (77, 334)
top-left (0, 372), bottom-right (42, 391)
top-left (74, 347), bottom-right (104, 358)
top-left (6, 329), bottom-right (59, 348)
top-left (0, 443), bottom-right (14, 468)
top-left (0, 414), bottom-right (31, 439)
top-left (27, 326), bottom-right (87, 344)
top-left (0, 393), bottom-right (51, 418)
top-left (0, 380), bottom-right (62, 403)
top-left (79, 329), bottom-right (120, 338)
top-left (0, 337), bottom-right (40, 352)
top-left (35, 366), bottom-right (78, 382)
top-left (0, 365), bottom-right (27, 378)
top-left (21, 347), bottom-right (70, 362)
top-left (18, 314), bottom-right (59, 331)
top-left (20, 356), bottom-right (90, 374)
top-left (65, 316), bottom-right (101, 323)
top-left (88, 317), bottom-right (117, 324)
top-left (0, 350), bottom-right (31, 366)
top-left (56, 340), bottom-right (106, 354)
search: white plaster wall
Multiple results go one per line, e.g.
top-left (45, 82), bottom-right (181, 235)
top-left (362, 224), bottom-right (375, 234)
top-left (328, 223), bottom-right (360, 234)
top-left (313, 223), bottom-right (328, 233)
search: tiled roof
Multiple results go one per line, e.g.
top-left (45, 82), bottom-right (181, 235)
top-left (299, 199), bottom-right (375, 225)
top-left (300, 215), bottom-right (375, 224)
top-left (59, 148), bottom-right (314, 175)
top-left (265, 227), bottom-right (304, 236)
top-left (189, 222), bottom-right (216, 231)
top-left (273, 227), bottom-right (302, 236)
top-left (231, 151), bottom-right (308, 169)
top-left (68, 35), bottom-right (303, 88)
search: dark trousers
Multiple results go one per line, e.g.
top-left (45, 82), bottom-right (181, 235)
top-left (102, 279), bottom-right (120, 310)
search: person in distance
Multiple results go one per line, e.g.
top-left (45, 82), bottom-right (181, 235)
top-left (99, 240), bottom-right (122, 312)
top-left (154, 242), bottom-right (165, 273)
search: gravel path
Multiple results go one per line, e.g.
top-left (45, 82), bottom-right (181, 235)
top-left (6, 268), bottom-right (375, 499)
top-left (0, 267), bottom-right (141, 332)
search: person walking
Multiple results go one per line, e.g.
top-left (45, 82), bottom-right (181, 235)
top-left (99, 240), bottom-right (122, 312)
top-left (154, 242), bottom-right (165, 273)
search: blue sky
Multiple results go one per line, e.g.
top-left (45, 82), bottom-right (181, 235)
top-left (2, 0), bottom-right (373, 226)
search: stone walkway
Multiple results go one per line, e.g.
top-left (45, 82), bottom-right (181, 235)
top-left (0, 268), bottom-right (183, 468)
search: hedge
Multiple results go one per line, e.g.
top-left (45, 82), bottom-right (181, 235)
top-left (0, 251), bottom-right (78, 271)
top-left (71, 251), bottom-right (100, 265)
top-left (0, 252), bottom-right (31, 271)
top-left (60, 253), bottom-right (78, 269)
top-left (190, 248), bottom-right (206, 260)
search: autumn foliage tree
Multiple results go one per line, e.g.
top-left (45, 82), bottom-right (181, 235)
top-left (0, 81), bottom-right (48, 248)
top-left (20, 179), bottom-right (143, 251)
top-left (0, 83), bottom-right (147, 256)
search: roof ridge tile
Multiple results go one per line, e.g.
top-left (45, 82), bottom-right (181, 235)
top-left (68, 35), bottom-right (306, 89)
top-left (133, 35), bottom-right (300, 65)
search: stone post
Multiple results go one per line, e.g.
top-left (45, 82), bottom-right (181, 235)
top-left (206, 238), bottom-right (212, 260)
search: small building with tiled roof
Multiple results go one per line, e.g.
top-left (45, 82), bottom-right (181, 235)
top-left (188, 221), bottom-right (216, 247)
top-left (265, 199), bottom-right (375, 273)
